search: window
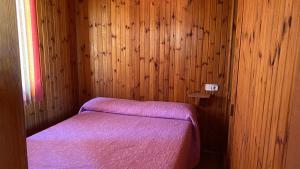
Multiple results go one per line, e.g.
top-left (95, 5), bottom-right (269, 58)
top-left (16, 0), bottom-right (43, 102)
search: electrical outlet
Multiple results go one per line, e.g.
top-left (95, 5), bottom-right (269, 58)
top-left (205, 84), bottom-right (219, 92)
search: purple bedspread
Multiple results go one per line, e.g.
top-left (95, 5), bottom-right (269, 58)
top-left (27, 98), bottom-right (200, 169)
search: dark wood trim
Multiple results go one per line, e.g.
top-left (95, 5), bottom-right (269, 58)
top-left (0, 0), bottom-right (28, 168)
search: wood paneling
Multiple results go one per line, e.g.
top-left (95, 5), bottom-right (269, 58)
top-left (24, 0), bottom-right (78, 135)
top-left (285, 44), bottom-right (300, 169)
top-left (227, 0), bottom-right (300, 168)
top-left (75, 0), bottom-right (234, 152)
top-left (0, 0), bottom-right (28, 168)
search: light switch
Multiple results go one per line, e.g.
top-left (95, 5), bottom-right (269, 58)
top-left (205, 84), bottom-right (219, 92)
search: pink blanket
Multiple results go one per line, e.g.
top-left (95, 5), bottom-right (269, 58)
top-left (27, 98), bottom-right (200, 169)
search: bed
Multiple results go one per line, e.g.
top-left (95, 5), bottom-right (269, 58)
top-left (27, 97), bottom-right (200, 169)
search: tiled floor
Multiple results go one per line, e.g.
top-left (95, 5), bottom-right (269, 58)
top-left (197, 152), bottom-right (224, 169)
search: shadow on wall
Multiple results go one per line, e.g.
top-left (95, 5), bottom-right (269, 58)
top-left (76, 0), bottom-right (93, 105)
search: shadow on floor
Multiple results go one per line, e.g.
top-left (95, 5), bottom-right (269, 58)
top-left (197, 152), bottom-right (224, 169)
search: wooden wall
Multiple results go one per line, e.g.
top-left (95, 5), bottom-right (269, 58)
top-left (227, 0), bottom-right (300, 168)
top-left (285, 43), bottom-right (300, 169)
top-left (75, 0), bottom-right (234, 151)
top-left (24, 0), bottom-right (78, 135)
top-left (0, 0), bottom-right (27, 168)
